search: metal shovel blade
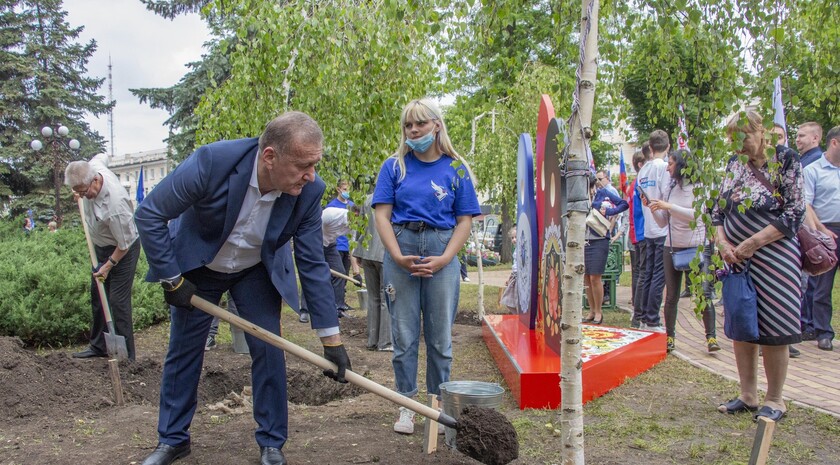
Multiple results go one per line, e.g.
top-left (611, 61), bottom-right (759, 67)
top-left (103, 325), bottom-right (129, 360)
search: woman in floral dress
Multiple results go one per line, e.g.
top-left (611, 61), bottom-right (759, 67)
top-left (712, 111), bottom-right (804, 422)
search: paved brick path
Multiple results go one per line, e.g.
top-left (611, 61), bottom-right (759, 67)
top-left (467, 269), bottom-right (840, 418)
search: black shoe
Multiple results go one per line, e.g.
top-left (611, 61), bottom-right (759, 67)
top-left (679, 289), bottom-right (691, 298)
top-left (802, 329), bottom-right (817, 341)
top-left (337, 309), bottom-right (349, 319)
top-left (260, 446), bottom-right (288, 465)
top-left (298, 311), bottom-right (310, 323)
top-left (141, 442), bottom-right (191, 465)
top-left (338, 304), bottom-right (352, 311)
top-left (818, 338), bottom-right (834, 351)
top-left (72, 347), bottom-right (107, 359)
top-left (205, 335), bottom-right (216, 351)
top-left (788, 346), bottom-right (800, 358)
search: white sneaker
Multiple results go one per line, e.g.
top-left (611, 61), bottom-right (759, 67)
top-left (640, 323), bottom-right (666, 333)
top-left (393, 407), bottom-right (415, 434)
top-left (463, 277), bottom-right (470, 282)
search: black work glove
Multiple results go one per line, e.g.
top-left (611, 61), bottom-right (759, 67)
top-left (323, 344), bottom-right (351, 383)
top-left (162, 276), bottom-right (197, 309)
top-left (353, 273), bottom-right (363, 287)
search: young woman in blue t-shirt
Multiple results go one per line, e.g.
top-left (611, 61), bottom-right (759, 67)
top-left (372, 98), bottom-right (481, 435)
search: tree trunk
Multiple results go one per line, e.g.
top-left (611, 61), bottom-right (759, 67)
top-left (560, 1), bottom-right (599, 464)
top-left (500, 198), bottom-right (512, 263)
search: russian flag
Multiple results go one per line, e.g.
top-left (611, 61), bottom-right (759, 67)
top-left (619, 147), bottom-right (627, 197)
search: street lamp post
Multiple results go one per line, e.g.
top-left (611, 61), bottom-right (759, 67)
top-left (31, 125), bottom-right (80, 224)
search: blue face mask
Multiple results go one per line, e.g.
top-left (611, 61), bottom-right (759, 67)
top-left (340, 191), bottom-right (350, 200)
top-left (406, 130), bottom-right (436, 153)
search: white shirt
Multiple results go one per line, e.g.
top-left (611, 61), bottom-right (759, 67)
top-left (637, 157), bottom-right (670, 239)
top-left (321, 207), bottom-right (352, 247)
top-left (803, 154), bottom-right (840, 224)
top-left (206, 156), bottom-right (338, 337)
top-left (207, 156), bottom-right (281, 273)
top-left (85, 167), bottom-right (139, 250)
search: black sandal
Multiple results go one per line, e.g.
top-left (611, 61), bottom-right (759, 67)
top-left (753, 405), bottom-right (786, 422)
top-left (718, 398), bottom-right (758, 414)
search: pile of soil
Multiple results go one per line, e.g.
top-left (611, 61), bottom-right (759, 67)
top-left (457, 406), bottom-right (519, 465)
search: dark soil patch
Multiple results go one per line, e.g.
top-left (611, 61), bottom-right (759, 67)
top-left (454, 311), bottom-right (482, 326)
top-left (456, 406), bottom-right (518, 465)
top-left (286, 364), bottom-right (365, 405)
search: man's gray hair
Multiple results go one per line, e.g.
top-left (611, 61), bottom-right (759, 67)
top-left (64, 161), bottom-right (95, 187)
top-left (258, 111), bottom-right (323, 157)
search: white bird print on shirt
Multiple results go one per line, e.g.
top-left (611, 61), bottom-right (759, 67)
top-left (431, 180), bottom-right (448, 201)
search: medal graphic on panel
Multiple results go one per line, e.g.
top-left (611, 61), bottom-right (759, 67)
top-left (541, 118), bottom-right (566, 355)
top-left (535, 95), bottom-right (555, 330)
top-left (515, 134), bottom-right (538, 329)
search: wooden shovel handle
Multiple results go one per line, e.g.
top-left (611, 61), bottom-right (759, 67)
top-left (189, 295), bottom-right (455, 428)
top-left (78, 198), bottom-right (115, 326)
top-left (330, 269), bottom-right (365, 288)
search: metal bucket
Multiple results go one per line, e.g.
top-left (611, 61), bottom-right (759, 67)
top-left (439, 381), bottom-right (504, 449)
top-left (356, 289), bottom-right (368, 311)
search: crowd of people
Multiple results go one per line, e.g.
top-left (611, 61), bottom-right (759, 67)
top-left (54, 98), bottom-right (837, 464)
top-left (605, 113), bottom-right (839, 423)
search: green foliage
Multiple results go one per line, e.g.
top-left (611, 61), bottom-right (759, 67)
top-left (751, 0), bottom-right (839, 133)
top-left (195, 0), bottom-right (436, 191)
top-left (0, 0), bottom-right (110, 219)
top-left (0, 219), bottom-right (168, 347)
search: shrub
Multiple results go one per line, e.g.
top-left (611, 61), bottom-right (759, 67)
top-left (0, 218), bottom-right (169, 347)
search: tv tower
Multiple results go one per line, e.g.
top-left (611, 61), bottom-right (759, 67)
top-left (108, 55), bottom-right (115, 157)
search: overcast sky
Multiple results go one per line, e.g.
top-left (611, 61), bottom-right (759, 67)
top-left (63, 0), bottom-right (210, 156)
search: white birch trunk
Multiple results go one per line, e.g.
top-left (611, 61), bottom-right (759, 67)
top-left (560, 0), bottom-right (600, 464)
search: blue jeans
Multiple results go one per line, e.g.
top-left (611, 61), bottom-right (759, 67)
top-left (383, 225), bottom-right (460, 397)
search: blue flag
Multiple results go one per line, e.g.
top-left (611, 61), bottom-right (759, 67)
top-left (136, 166), bottom-right (145, 204)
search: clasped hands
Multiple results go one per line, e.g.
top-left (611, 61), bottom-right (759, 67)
top-left (393, 254), bottom-right (448, 278)
top-left (718, 237), bottom-right (758, 264)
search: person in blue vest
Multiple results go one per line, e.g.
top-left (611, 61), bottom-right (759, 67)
top-left (134, 112), bottom-right (351, 465)
top-left (373, 98), bottom-right (481, 435)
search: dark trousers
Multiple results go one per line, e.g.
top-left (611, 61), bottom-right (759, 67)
top-left (629, 244), bottom-right (639, 310)
top-left (459, 255), bottom-right (468, 280)
top-left (800, 275), bottom-right (816, 332)
top-left (663, 245), bottom-right (716, 339)
top-left (324, 243), bottom-right (346, 310)
top-left (633, 239), bottom-right (649, 323)
top-left (641, 236), bottom-right (666, 325)
top-left (338, 250), bottom-right (351, 306)
top-left (157, 264), bottom-right (287, 448)
top-left (362, 258), bottom-right (391, 349)
top-left (90, 240), bottom-right (140, 360)
top-left (812, 224), bottom-right (840, 340)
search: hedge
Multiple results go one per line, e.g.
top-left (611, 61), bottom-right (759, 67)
top-left (0, 218), bottom-right (169, 347)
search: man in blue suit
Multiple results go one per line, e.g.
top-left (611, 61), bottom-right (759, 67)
top-left (135, 112), bottom-right (351, 465)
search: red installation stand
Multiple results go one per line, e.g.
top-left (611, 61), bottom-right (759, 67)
top-left (482, 314), bottom-right (667, 409)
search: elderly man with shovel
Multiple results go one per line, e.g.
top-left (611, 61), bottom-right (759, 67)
top-left (65, 156), bottom-right (140, 361)
top-left (134, 112), bottom-right (351, 465)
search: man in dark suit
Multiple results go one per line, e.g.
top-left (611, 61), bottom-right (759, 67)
top-left (135, 112), bottom-right (351, 465)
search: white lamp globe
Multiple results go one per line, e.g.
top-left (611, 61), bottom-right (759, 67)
top-left (69, 139), bottom-right (80, 150)
top-left (58, 126), bottom-right (70, 136)
top-left (41, 126), bottom-right (53, 137)
top-left (30, 140), bottom-right (43, 151)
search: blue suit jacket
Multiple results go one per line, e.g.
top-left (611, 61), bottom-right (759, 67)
top-left (134, 137), bottom-right (338, 330)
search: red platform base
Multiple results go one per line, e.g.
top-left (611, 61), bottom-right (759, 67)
top-left (482, 314), bottom-right (667, 409)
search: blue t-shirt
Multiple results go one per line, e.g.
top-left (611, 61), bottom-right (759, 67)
top-left (325, 197), bottom-right (354, 252)
top-left (372, 153), bottom-right (481, 230)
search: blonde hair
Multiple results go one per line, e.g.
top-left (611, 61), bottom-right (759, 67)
top-left (391, 98), bottom-right (476, 183)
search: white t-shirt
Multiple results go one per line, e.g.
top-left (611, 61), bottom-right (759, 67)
top-left (637, 157), bottom-right (670, 239)
top-left (321, 207), bottom-right (352, 247)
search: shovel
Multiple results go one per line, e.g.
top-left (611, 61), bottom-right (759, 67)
top-left (78, 198), bottom-right (129, 361)
top-left (189, 295), bottom-right (454, 427)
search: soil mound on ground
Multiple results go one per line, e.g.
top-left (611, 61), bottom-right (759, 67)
top-left (286, 364), bottom-right (366, 405)
top-left (457, 406), bottom-right (519, 465)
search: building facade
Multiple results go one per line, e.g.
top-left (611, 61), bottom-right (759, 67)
top-left (107, 148), bottom-right (171, 201)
